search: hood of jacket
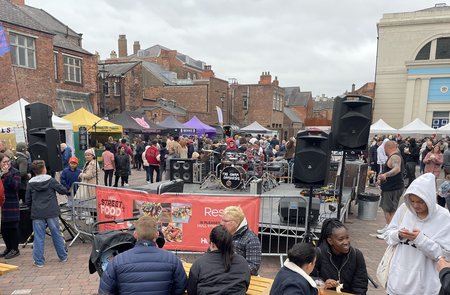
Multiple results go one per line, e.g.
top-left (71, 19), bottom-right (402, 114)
top-left (403, 172), bottom-right (436, 220)
top-left (28, 174), bottom-right (52, 192)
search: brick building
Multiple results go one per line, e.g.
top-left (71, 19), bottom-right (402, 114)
top-left (103, 36), bottom-right (227, 125)
top-left (229, 72), bottom-right (285, 134)
top-left (0, 0), bottom-right (97, 115)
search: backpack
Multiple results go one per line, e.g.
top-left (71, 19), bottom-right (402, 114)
top-left (11, 154), bottom-right (31, 173)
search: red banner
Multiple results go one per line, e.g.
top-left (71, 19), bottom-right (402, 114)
top-left (96, 187), bottom-right (260, 252)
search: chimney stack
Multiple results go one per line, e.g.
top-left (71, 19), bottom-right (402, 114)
top-left (133, 41), bottom-right (140, 55)
top-left (9, 0), bottom-right (25, 5)
top-left (110, 50), bottom-right (117, 59)
top-left (118, 34), bottom-right (128, 58)
top-left (351, 83), bottom-right (356, 93)
top-left (259, 71), bottom-right (272, 85)
top-left (272, 76), bottom-right (279, 87)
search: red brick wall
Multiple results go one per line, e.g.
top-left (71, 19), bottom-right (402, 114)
top-left (0, 25), bottom-right (56, 109)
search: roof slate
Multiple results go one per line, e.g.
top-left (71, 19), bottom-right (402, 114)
top-left (284, 87), bottom-right (311, 107)
top-left (0, 0), bottom-right (50, 33)
top-left (284, 107), bottom-right (303, 123)
top-left (99, 62), bottom-right (140, 77)
top-left (138, 44), bottom-right (205, 70)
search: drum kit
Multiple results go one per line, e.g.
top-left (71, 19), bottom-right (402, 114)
top-left (199, 148), bottom-right (285, 191)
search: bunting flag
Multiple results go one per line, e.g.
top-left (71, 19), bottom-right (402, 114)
top-left (216, 106), bottom-right (223, 125)
top-left (0, 25), bottom-right (11, 57)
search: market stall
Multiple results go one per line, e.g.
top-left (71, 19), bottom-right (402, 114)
top-left (241, 121), bottom-right (272, 135)
top-left (110, 111), bottom-right (167, 140)
top-left (63, 108), bottom-right (123, 166)
top-left (183, 116), bottom-right (216, 137)
top-left (0, 98), bottom-right (74, 148)
top-left (159, 115), bottom-right (195, 136)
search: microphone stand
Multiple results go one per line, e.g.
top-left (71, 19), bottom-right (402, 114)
top-left (85, 117), bottom-right (107, 185)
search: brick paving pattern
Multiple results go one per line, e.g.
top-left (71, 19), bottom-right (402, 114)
top-left (1, 169), bottom-right (388, 294)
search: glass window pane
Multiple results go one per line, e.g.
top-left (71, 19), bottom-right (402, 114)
top-left (11, 47), bottom-right (17, 65)
top-left (10, 34), bottom-right (17, 44)
top-left (416, 42), bottom-right (431, 60)
top-left (27, 50), bottom-right (35, 68)
top-left (64, 65), bottom-right (69, 80)
top-left (436, 37), bottom-right (450, 59)
top-left (18, 47), bottom-right (26, 66)
top-left (18, 35), bottom-right (25, 46)
top-left (75, 68), bottom-right (80, 82)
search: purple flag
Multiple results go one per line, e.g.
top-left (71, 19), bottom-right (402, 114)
top-left (0, 25), bottom-right (11, 57)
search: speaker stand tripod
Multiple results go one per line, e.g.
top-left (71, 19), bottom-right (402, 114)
top-left (301, 184), bottom-right (316, 243)
top-left (199, 151), bottom-right (220, 189)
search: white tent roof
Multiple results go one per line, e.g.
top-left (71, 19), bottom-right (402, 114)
top-left (0, 98), bottom-right (72, 130)
top-left (240, 121), bottom-right (271, 133)
top-left (437, 122), bottom-right (450, 134)
top-left (398, 118), bottom-right (436, 135)
top-left (370, 119), bottom-right (397, 134)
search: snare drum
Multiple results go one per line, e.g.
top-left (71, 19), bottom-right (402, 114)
top-left (220, 166), bottom-right (246, 190)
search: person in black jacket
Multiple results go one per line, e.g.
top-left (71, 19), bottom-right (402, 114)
top-left (25, 160), bottom-right (69, 267)
top-left (270, 242), bottom-right (319, 295)
top-left (438, 257), bottom-right (450, 295)
top-left (401, 138), bottom-right (420, 188)
top-left (114, 146), bottom-right (130, 187)
top-left (312, 218), bottom-right (368, 295)
top-left (187, 225), bottom-right (250, 295)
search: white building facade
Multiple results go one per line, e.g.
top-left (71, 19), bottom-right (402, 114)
top-left (374, 4), bottom-right (450, 129)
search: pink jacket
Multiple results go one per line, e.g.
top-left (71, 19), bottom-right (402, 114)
top-left (423, 152), bottom-right (443, 177)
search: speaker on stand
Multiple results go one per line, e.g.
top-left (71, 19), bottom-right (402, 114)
top-left (293, 129), bottom-right (330, 243)
top-left (330, 94), bottom-right (373, 219)
top-left (28, 127), bottom-right (63, 174)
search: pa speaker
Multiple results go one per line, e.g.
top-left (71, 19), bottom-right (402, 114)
top-left (330, 95), bottom-right (373, 151)
top-left (278, 197), bottom-right (321, 225)
top-left (169, 159), bottom-right (194, 183)
top-left (293, 130), bottom-right (330, 185)
top-left (25, 102), bottom-right (53, 131)
top-left (28, 127), bottom-right (63, 173)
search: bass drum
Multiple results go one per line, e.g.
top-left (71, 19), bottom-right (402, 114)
top-left (220, 166), bottom-right (246, 190)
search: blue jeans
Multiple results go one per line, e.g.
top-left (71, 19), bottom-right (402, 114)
top-left (32, 217), bottom-right (67, 265)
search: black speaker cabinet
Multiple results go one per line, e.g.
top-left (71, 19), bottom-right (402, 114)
top-left (294, 130), bottom-right (330, 185)
top-left (331, 95), bottom-right (373, 151)
top-left (25, 102), bottom-right (53, 130)
top-left (278, 197), bottom-right (321, 225)
top-left (19, 206), bottom-right (33, 243)
top-left (28, 127), bottom-right (63, 173)
top-left (169, 159), bottom-right (195, 183)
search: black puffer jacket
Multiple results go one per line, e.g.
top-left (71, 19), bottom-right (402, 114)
top-left (312, 242), bottom-right (368, 295)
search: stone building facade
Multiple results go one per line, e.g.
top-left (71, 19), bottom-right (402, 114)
top-left (373, 4), bottom-right (450, 129)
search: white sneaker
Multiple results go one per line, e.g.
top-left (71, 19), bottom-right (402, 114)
top-left (376, 233), bottom-right (386, 240)
top-left (377, 225), bottom-right (388, 234)
top-left (124, 183), bottom-right (129, 187)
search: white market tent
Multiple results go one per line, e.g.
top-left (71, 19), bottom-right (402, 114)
top-left (0, 99), bottom-right (74, 148)
top-left (370, 119), bottom-right (398, 134)
top-left (437, 122), bottom-right (450, 135)
top-left (398, 118), bottom-right (436, 135)
top-left (241, 121), bottom-right (272, 134)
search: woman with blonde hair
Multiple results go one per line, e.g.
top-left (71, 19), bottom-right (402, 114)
top-left (179, 138), bottom-right (188, 159)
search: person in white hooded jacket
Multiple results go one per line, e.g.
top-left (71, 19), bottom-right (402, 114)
top-left (384, 173), bottom-right (450, 295)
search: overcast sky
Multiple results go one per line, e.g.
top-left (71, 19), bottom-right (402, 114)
top-left (28, 0), bottom-right (440, 97)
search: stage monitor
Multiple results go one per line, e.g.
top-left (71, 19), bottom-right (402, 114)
top-left (278, 196), bottom-right (321, 226)
top-left (131, 179), bottom-right (184, 194)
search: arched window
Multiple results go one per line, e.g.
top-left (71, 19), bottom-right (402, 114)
top-left (415, 37), bottom-right (450, 60)
top-left (415, 41), bottom-right (431, 60)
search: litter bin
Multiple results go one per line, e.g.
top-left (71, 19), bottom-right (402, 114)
top-left (357, 192), bottom-right (380, 221)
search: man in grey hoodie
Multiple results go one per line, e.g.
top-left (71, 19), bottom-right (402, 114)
top-left (25, 160), bottom-right (68, 267)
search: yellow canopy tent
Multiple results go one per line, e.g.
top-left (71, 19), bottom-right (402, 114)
top-left (63, 108), bottom-right (123, 166)
top-left (63, 108), bottom-right (123, 133)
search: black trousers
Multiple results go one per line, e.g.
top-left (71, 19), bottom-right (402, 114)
top-left (114, 175), bottom-right (129, 187)
top-left (405, 162), bottom-right (417, 187)
top-left (104, 169), bottom-right (114, 186)
top-left (1, 221), bottom-right (19, 251)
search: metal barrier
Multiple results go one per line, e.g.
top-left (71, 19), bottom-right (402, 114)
top-left (68, 182), bottom-right (352, 265)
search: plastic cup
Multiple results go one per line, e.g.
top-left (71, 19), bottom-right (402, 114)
top-left (315, 279), bottom-right (325, 295)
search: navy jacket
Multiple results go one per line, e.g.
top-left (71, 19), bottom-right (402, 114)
top-left (60, 167), bottom-right (81, 192)
top-left (99, 240), bottom-right (187, 295)
top-left (270, 267), bottom-right (318, 295)
top-left (1, 167), bottom-right (20, 223)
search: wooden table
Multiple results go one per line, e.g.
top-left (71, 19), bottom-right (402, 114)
top-left (183, 262), bottom-right (273, 295)
top-left (323, 289), bottom-right (353, 295)
top-left (0, 263), bottom-right (18, 275)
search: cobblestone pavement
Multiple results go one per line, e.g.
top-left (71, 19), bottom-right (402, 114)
top-left (1, 168), bottom-right (388, 294)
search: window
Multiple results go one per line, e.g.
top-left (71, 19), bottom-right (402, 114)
top-left (114, 81), bottom-right (121, 96)
top-left (436, 37), bottom-right (450, 59)
top-left (273, 95), bottom-right (277, 110)
top-left (103, 81), bottom-right (110, 96)
top-left (54, 52), bottom-right (58, 80)
top-left (416, 42), bottom-right (431, 60)
top-left (64, 55), bottom-right (82, 83)
top-left (10, 33), bottom-right (36, 68)
top-left (58, 98), bottom-right (90, 115)
top-left (243, 95), bottom-right (248, 110)
top-left (187, 72), bottom-right (191, 80)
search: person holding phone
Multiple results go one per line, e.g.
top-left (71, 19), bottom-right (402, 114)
top-left (382, 173), bottom-right (450, 295)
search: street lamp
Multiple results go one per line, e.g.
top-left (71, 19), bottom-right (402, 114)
top-left (98, 64), bottom-right (109, 119)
